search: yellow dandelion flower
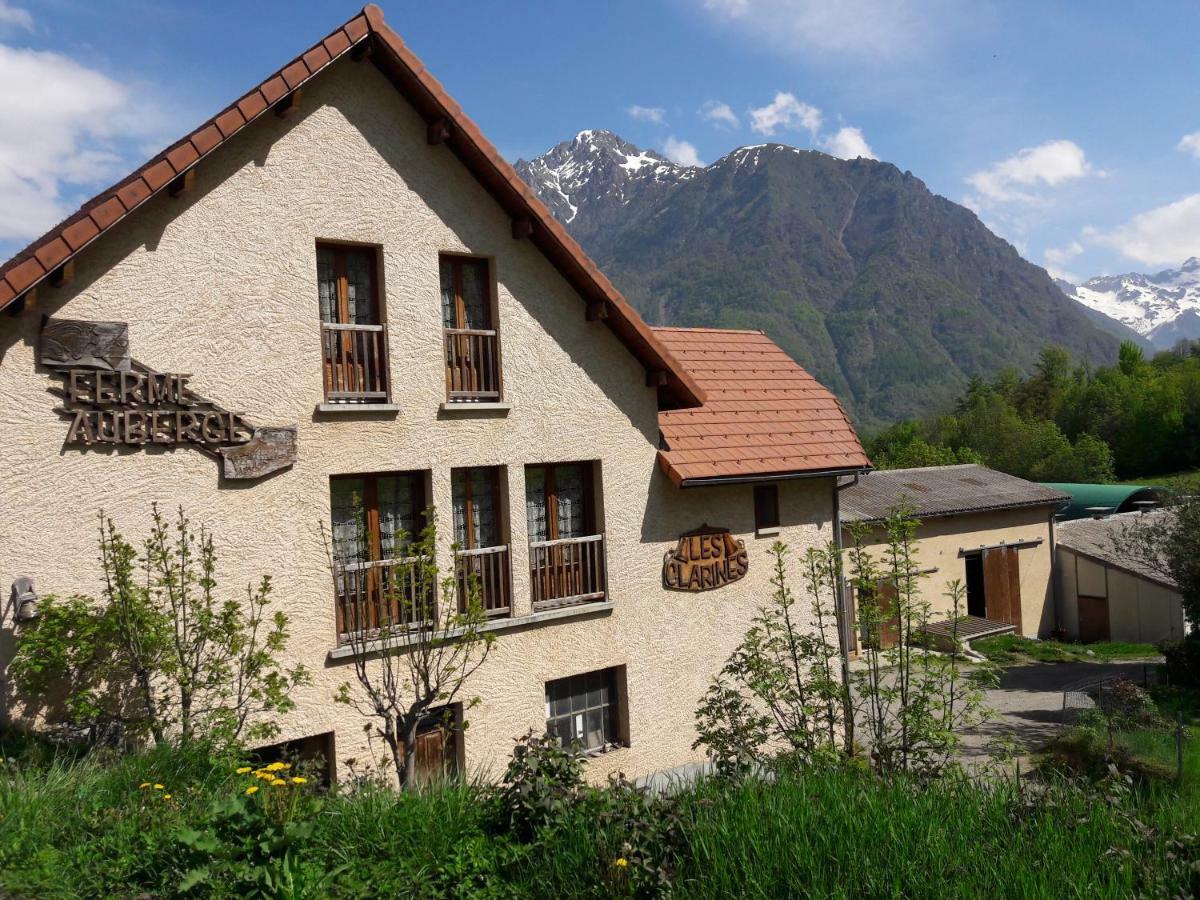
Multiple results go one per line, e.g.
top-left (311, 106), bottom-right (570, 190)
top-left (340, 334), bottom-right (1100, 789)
top-left (270, 778), bottom-right (287, 787)
top-left (266, 762), bottom-right (287, 772)
top-left (291, 776), bottom-right (308, 785)
top-left (236, 766), bottom-right (252, 775)
top-left (245, 785), bottom-right (259, 795)
top-left (163, 794), bottom-right (172, 800)
top-left (153, 783), bottom-right (164, 790)
top-left (139, 782), bottom-right (151, 789)
top-left (614, 858), bottom-right (629, 868)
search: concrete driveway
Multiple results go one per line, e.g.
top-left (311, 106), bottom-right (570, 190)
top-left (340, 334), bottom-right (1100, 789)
top-left (958, 659), bottom-right (1161, 764)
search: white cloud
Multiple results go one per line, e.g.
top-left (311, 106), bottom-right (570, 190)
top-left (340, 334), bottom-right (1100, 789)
top-left (1179, 132), bottom-right (1200, 160)
top-left (1090, 194), bottom-right (1200, 268)
top-left (820, 126), bottom-right (875, 160)
top-left (748, 92), bottom-right (821, 136)
top-left (0, 1), bottom-right (33, 33)
top-left (965, 140), bottom-right (1100, 207)
top-left (661, 137), bottom-right (704, 167)
top-left (699, 100), bottom-right (739, 129)
top-left (627, 104), bottom-right (666, 125)
top-left (694, 0), bottom-right (956, 61)
top-left (0, 44), bottom-right (174, 242)
top-left (1043, 240), bottom-right (1084, 283)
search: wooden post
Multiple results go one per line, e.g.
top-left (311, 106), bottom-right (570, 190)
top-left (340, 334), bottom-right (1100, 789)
top-left (1177, 711), bottom-right (1185, 784)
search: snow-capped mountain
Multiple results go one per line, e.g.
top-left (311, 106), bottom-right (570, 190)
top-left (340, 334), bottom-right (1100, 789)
top-left (513, 130), bottom-right (696, 234)
top-left (1058, 258), bottom-right (1200, 348)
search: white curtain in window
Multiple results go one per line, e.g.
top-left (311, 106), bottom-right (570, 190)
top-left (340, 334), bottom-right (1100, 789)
top-left (525, 467), bottom-right (548, 543)
top-left (317, 248), bottom-right (337, 323)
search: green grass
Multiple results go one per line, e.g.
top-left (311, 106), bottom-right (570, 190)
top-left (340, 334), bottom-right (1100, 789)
top-left (973, 634), bottom-right (1160, 665)
top-left (2, 741), bottom-right (1199, 898)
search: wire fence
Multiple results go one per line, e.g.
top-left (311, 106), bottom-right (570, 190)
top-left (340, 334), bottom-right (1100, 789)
top-left (1061, 664), bottom-right (1189, 783)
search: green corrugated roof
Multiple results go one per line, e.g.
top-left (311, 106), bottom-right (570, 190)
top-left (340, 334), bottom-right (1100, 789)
top-left (1039, 483), bottom-right (1162, 521)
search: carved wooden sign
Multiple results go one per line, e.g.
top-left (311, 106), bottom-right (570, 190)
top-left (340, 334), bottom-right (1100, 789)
top-left (40, 317), bottom-right (297, 480)
top-left (663, 525), bottom-right (749, 592)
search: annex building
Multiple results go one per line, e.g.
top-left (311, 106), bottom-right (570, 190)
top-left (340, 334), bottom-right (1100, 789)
top-left (0, 6), bottom-right (869, 782)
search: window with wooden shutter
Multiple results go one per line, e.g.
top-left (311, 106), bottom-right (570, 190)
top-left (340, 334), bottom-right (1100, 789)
top-left (317, 242), bottom-right (389, 404)
top-left (441, 255), bottom-right (502, 401)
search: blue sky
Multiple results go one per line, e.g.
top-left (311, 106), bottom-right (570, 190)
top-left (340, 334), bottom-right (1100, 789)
top-left (2, 0), bottom-right (1198, 282)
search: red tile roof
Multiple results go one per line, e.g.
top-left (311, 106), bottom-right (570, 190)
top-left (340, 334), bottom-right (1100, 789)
top-left (0, 5), bottom-right (703, 410)
top-left (654, 328), bottom-right (871, 486)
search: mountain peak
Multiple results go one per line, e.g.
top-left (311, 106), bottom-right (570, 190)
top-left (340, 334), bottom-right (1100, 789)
top-left (514, 131), bottom-right (692, 226)
top-left (1063, 261), bottom-right (1200, 348)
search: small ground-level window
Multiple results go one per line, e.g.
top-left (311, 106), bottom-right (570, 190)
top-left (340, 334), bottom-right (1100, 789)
top-left (545, 667), bottom-right (626, 753)
top-left (753, 484), bottom-right (780, 534)
top-left (250, 731), bottom-right (335, 787)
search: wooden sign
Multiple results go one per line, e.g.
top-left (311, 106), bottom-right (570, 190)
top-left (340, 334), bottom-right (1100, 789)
top-left (40, 317), bottom-right (297, 480)
top-left (663, 525), bottom-right (749, 592)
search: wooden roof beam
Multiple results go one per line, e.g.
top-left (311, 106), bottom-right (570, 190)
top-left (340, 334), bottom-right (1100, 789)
top-left (427, 117), bottom-right (451, 146)
top-left (587, 300), bottom-right (609, 322)
top-left (274, 88), bottom-right (303, 119)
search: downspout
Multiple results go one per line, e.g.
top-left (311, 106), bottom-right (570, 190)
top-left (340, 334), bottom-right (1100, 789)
top-left (1048, 503), bottom-right (1067, 639)
top-left (833, 473), bottom-right (860, 753)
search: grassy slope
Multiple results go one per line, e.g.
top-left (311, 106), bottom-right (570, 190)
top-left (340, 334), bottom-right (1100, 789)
top-left (0, 742), bottom-right (1194, 898)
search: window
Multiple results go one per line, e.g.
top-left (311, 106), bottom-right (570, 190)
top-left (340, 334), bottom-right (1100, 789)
top-left (526, 463), bottom-right (606, 607)
top-left (317, 242), bottom-right (389, 404)
top-left (330, 471), bottom-right (426, 565)
top-left (545, 668), bottom-right (625, 753)
top-left (753, 484), bottom-right (780, 534)
top-left (452, 467), bottom-right (511, 617)
top-left (330, 471), bottom-right (429, 637)
top-left (441, 255), bottom-right (501, 401)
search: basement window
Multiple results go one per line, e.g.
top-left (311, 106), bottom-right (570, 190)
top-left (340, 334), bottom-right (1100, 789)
top-left (545, 667), bottom-right (627, 754)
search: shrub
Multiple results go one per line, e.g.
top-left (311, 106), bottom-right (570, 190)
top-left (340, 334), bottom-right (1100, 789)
top-left (494, 729), bottom-right (585, 839)
top-left (1160, 638), bottom-right (1200, 687)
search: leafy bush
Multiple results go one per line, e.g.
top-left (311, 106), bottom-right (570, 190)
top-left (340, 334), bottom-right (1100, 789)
top-left (1160, 638), bottom-right (1200, 687)
top-left (494, 729), bottom-right (585, 839)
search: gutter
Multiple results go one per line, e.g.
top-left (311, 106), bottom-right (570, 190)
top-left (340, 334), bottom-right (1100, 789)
top-left (679, 465), bottom-right (871, 489)
top-left (833, 473), bottom-right (858, 734)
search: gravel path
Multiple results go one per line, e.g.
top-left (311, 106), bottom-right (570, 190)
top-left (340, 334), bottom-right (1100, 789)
top-left (958, 659), bottom-right (1162, 765)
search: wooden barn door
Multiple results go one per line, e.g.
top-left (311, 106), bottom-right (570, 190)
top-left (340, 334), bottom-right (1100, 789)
top-left (1078, 594), bottom-right (1111, 643)
top-left (982, 546), bottom-right (1023, 631)
top-left (859, 579), bottom-right (901, 650)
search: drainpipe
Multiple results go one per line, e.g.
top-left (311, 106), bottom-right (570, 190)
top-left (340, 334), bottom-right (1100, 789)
top-left (833, 473), bottom-right (861, 752)
top-left (1048, 501), bottom-right (1069, 639)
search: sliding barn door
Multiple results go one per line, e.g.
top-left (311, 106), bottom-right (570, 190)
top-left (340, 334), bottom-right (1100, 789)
top-left (981, 546), bottom-right (1023, 631)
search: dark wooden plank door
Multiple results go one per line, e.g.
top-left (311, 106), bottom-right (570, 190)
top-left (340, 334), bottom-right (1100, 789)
top-left (859, 580), bottom-right (901, 650)
top-left (1078, 594), bottom-right (1111, 643)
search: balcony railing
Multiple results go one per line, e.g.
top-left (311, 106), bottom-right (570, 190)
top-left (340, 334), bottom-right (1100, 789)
top-left (322, 322), bottom-right (390, 403)
top-left (529, 534), bottom-right (607, 610)
top-left (335, 554), bottom-right (434, 641)
top-left (444, 328), bottom-right (501, 401)
top-left (454, 544), bottom-right (512, 618)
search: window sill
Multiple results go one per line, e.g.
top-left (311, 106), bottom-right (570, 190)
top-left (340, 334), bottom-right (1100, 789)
top-left (316, 403), bottom-right (400, 415)
top-left (328, 599), bottom-right (614, 660)
top-left (755, 526), bottom-right (781, 538)
top-left (438, 401), bottom-right (511, 414)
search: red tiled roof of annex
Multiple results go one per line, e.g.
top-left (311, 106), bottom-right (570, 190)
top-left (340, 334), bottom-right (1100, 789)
top-left (654, 327), bottom-right (871, 485)
top-left (0, 5), bottom-right (703, 409)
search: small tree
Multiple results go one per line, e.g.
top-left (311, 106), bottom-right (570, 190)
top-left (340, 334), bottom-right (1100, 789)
top-left (10, 505), bottom-right (307, 748)
top-left (329, 511), bottom-right (495, 789)
top-left (693, 541), bottom-right (850, 774)
top-left (845, 510), bottom-right (995, 775)
top-left (694, 509), bottom-right (994, 778)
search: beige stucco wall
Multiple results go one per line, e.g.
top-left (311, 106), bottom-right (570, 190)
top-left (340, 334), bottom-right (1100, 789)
top-left (0, 58), bottom-right (835, 782)
top-left (1057, 548), bottom-right (1184, 644)
top-left (842, 505), bottom-right (1057, 638)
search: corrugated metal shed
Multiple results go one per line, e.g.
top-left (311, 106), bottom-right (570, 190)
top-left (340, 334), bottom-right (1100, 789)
top-left (1056, 511), bottom-right (1178, 590)
top-left (1038, 483), bottom-right (1163, 521)
top-left (841, 464), bottom-right (1069, 523)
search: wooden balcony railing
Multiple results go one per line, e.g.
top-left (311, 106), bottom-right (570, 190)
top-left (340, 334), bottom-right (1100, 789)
top-left (454, 544), bottom-right (512, 618)
top-left (322, 322), bottom-right (390, 403)
top-left (444, 328), bottom-right (501, 401)
top-left (529, 534), bottom-right (607, 610)
top-left (335, 554), bottom-right (434, 641)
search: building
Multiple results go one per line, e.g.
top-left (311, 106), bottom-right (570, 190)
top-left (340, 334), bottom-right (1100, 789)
top-left (840, 465), bottom-right (1068, 641)
top-left (1056, 512), bottom-right (1184, 644)
top-left (0, 6), bottom-right (869, 782)
top-left (1039, 482), bottom-right (1163, 522)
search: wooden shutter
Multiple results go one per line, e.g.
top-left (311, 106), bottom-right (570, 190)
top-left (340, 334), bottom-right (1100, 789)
top-left (982, 546), bottom-right (1023, 630)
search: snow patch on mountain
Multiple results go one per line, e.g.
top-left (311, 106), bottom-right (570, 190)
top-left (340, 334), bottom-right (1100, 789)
top-left (1059, 257), bottom-right (1200, 348)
